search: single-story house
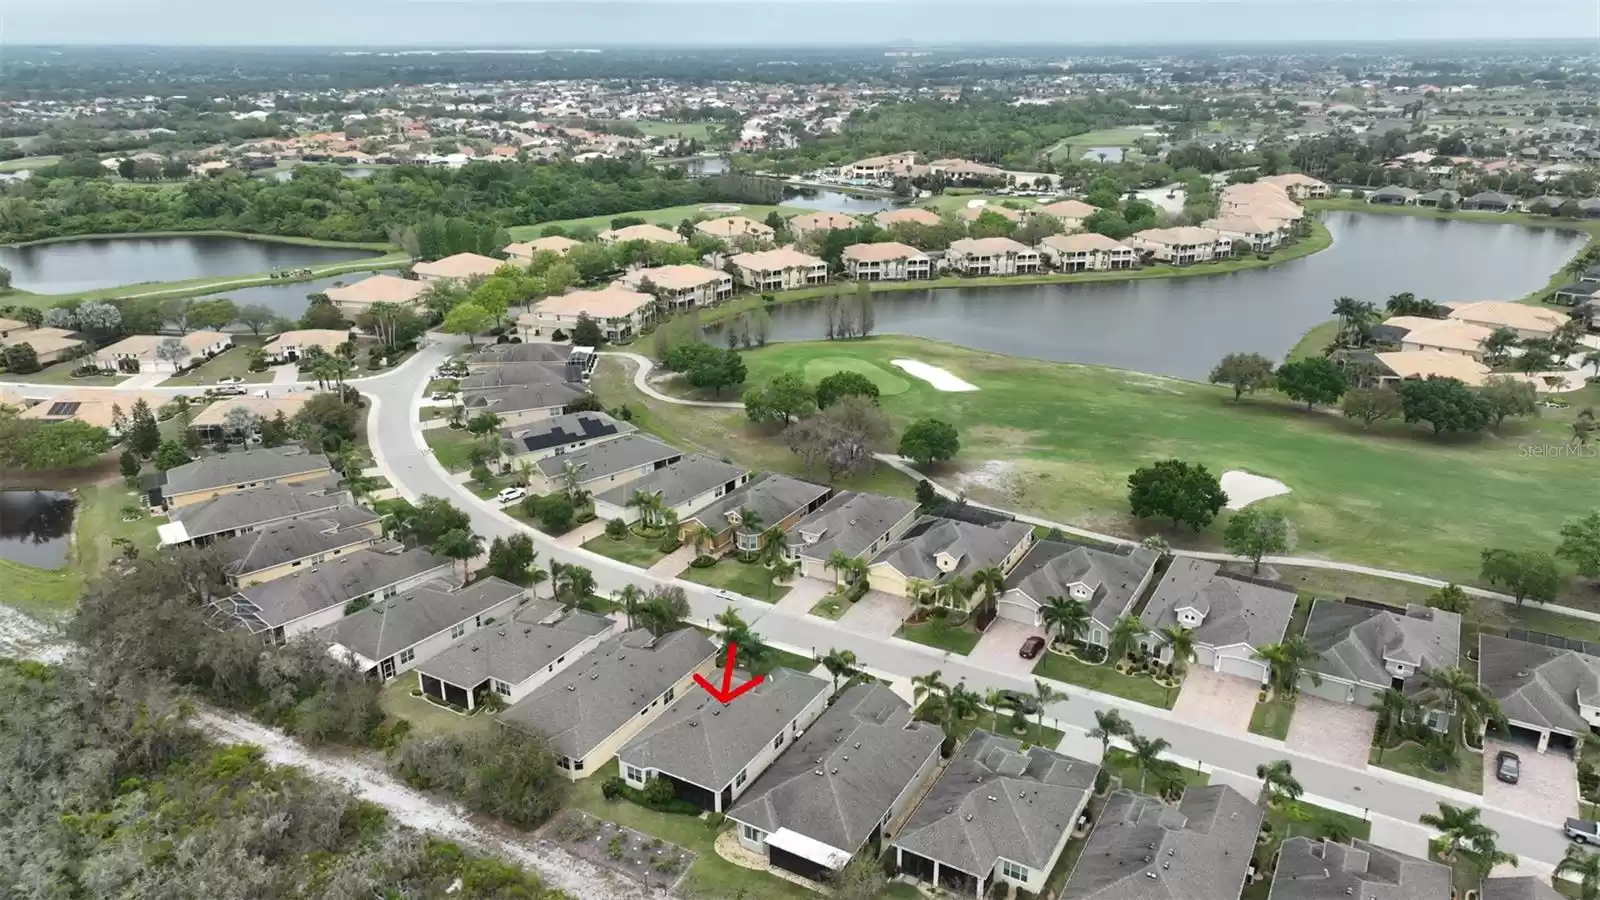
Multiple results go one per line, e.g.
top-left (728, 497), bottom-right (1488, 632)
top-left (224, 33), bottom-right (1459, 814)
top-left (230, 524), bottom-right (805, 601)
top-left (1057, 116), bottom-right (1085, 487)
top-left (1462, 191), bottom-right (1517, 212)
top-left (530, 433), bottom-right (682, 496)
top-left (1478, 633), bottom-right (1600, 754)
top-left (873, 207), bottom-right (943, 229)
top-left (1552, 281), bottom-right (1600, 307)
top-left (841, 242), bottom-right (932, 281)
top-left (598, 223), bottom-right (685, 246)
top-left (159, 447), bottom-right (333, 510)
top-left (207, 547), bottom-right (452, 642)
top-left (1059, 786), bottom-right (1263, 900)
top-left (1037, 233), bottom-right (1137, 272)
top-left (618, 668), bottom-right (831, 813)
top-left (157, 472), bottom-right (347, 546)
top-left (620, 264), bottom-right (734, 311)
top-left (498, 628), bottom-right (717, 778)
top-left (261, 329), bottom-right (352, 363)
top-left (1414, 189), bottom-right (1461, 208)
top-left (320, 576), bottom-right (527, 681)
top-left (415, 597), bottom-right (613, 711)
top-left (468, 342), bottom-right (596, 380)
top-left (592, 454), bottom-right (751, 526)
top-left (1032, 199), bottom-right (1098, 230)
top-left (730, 248), bottom-right (829, 291)
top-left (727, 682), bottom-right (944, 882)
top-left (866, 515), bottom-right (1035, 606)
top-left (325, 274), bottom-right (428, 317)
top-left (1267, 838), bottom-right (1449, 900)
top-left (1373, 350), bottom-right (1491, 387)
top-left (998, 540), bottom-right (1160, 644)
top-left (522, 287), bottom-right (655, 342)
top-left (786, 491), bottom-right (921, 582)
top-left (946, 237), bottom-right (1041, 276)
top-left (1300, 600), bottom-right (1461, 728)
top-left (218, 508), bottom-right (386, 587)
top-left (696, 215), bottom-right (775, 244)
top-left (957, 204), bottom-right (1023, 224)
top-left (94, 330), bottom-right (233, 374)
top-left (1380, 316), bottom-right (1492, 359)
top-left (0, 325), bottom-right (88, 365)
top-left (1366, 186), bottom-right (1419, 205)
top-left (500, 411), bottom-right (636, 467)
top-left (460, 367), bottom-right (590, 428)
top-left (459, 361), bottom-right (579, 391)
top-left (503, 235), bottom-right (582, 260)
top-left (787, 211), bottom-right (861, 239)
top-left (190, 394), bottom-right (311, 443)
top-left (892, 732), bottom-right (1097, 899)
top-left (1445, 300), bottom-right (1567, 340)
top-left (412, 252), bottom-right (503, 283)
top-left (678, 473), bottom-right (831, 555)
top-left (19, 390), bottom-right (166, 434)
top-left (1137, 557), bottom-right (1297, 684)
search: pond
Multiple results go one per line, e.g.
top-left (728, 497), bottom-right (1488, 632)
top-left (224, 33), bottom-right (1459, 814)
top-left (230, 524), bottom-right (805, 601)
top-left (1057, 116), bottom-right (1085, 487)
top-left (190, 273), bottom-right (371, 320)
top-left (0, 490), bottom-right (75, 570)
top-left (725, 210), bottom-right (1588, 381)
top-left (271, 166), bottom-right (377, 182)
top-left (778, 186), bottom-right (900, 215)
top-left (0, 234), bottom-right (379, 296)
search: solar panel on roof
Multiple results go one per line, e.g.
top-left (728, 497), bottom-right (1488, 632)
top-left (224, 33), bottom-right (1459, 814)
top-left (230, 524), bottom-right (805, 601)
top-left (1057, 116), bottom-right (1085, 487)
top-left (45, 401), bottom-right (81, 417)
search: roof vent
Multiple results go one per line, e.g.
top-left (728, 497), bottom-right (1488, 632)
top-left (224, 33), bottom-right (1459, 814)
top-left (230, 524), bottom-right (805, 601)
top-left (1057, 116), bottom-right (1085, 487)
top-left (815, 769), bottom-right (825, 776)
top-left (566, 684), bottom-right (575, 691)
top-left (1145, 871), bottom-right (1157, 880)
top-left (853, 742), bottom-right (861, 749)
top-left (830, 768), bottom-right (838, 775)
top-left (1168, 849), bottom-right (1174, 856)
top-left (987, 796), bottom-right (996, 802)
top-left (689, 721), bottom-right (698, 727)
top-left (963, 814), bottom-right (973, 822)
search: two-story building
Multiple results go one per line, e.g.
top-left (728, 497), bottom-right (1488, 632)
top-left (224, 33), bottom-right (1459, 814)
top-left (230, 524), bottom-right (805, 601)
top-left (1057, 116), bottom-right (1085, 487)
top-left (621, 264), bottom-right (734, 311)
top-left (1129, 227), bottom-right (1234, 265)
top-left (503, 235), bottom-right (582, 261)
top-left (946, 237), bottom-right (1040, 275)
top-left (326, 274), bottom-right (429, 319)
top-left (695, 216), bottom-right (775, 246)
top-left (412, 252), bottom-right (504, 284)
top-left (1032, 199), bottom-right (1098, 231)
top-left (1201, 215), bottom-right (1291, 252)
top-left (841, 242), bottom-right (932, 281)
top-left (523, 287), bottom-right (655, 342)
top-left (598, 223), bottom-right (686, 246)
top-left (787, 211), bottom-right (861, 240)
top-left (730, 248), bottom-right (829, 291)
top-left (1037, 233), bottom-right (1137, 272)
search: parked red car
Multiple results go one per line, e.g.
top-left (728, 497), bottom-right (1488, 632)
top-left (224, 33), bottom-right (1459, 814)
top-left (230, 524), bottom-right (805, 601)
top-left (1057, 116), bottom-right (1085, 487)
top-left (1019, 636), bottom-right (1046, 659)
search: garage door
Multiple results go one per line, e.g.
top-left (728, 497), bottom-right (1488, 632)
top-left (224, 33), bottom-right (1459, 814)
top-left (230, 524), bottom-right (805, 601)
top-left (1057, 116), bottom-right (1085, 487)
top-left (996, 599), bottom-right (1037, 626)
top-left (1218, 654), bottom-right (1266, 683)
top-left (1191, 646), bottom-right (1216, 669)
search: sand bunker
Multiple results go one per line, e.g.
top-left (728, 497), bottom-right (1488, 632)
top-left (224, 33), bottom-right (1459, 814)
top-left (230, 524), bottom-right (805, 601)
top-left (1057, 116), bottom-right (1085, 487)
top-left (1221, 470), bottom-right (1290, 510)
top-left (891, 359), bottom-right (978, 392)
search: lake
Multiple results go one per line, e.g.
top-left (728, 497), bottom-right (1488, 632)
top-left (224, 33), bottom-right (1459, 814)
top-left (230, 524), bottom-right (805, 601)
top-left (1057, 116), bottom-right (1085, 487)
top-left (190, 273), bottom-right (367, 319)
top-left (0, 234), bottom-right (378, 295)
top-left (727, 211), bottom-right (1589, 381)
top-left (271, 166), bottom-right (377, 182)
top-left (779, 186), bottom-right (900, 215)
top-left (0, 490), bottom-right (75, 570)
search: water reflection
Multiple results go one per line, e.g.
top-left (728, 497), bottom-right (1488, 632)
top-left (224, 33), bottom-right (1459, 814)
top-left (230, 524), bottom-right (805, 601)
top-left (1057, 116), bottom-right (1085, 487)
top-left (0, 490), bottom-right (76, 570)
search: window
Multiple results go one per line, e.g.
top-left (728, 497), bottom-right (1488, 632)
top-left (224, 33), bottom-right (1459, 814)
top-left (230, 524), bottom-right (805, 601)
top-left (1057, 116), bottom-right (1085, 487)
top-left (450, 622), bottom-right (466, 639)
top-left (741, 824), bottom-right (765, 843)
top-left (773, 733), bottom-right (785, 750)
top-left (572, 759), bottom-right (584, 772)
top-left (557, 757), bottom-right (571, 770)
top-left (735, 769), bottom-right (747, 788)
top-left (664, 687), bottom-right (674, 702)
top-left (626, 765), bottom-right (644, 782)
top-left (736, 531), bottom-right (760, 552)
top-left (474, 614), bottom-right (482, 627)
top-left (1000, 860), bottom-right (1029, 882)
top-left (494, 680), bottom-right (511, 697)
top-left (399, 647), bottom-right (415, 665)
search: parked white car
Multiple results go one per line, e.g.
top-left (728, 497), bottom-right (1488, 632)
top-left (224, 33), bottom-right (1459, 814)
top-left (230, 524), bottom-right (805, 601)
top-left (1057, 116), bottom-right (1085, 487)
top-left (495, 486), bottom-right (527, 505)
top-left (215, 376), bottom-right (243, 385)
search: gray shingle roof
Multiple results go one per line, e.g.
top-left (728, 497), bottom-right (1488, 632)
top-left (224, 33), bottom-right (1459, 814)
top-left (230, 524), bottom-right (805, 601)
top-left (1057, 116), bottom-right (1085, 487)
top-left (460, 361), bottom-right (573, 390)
top-left (535, 433), bottom-right (682, 482)
top-left (619, 668), bottom-right (830, 791)
top-left (594, 454), bottom-right (749, 512)
top-left (163, 446), bottom-right (331, 498)
top-left (1482, 876), bottom-right (1567, 900)
top-left (787, 491), bottom-right (919, 561)
top-left (417, 598), bottom-right (612, 689)
top-left (209, 548), bottom-right (452, 632)
top-left (469, 344), bottom-right (574, 366)
top-left (463, 381), bottom-right (587, 416)
top-left (502, 412), bottom-right (634, 455)
top-left (219, 512), bottom-right (381, 577)
top-left (727, 682), bottom-right (943, 857)
top-left (683, 472), bottom-right (831, 536)
top-left (1305, 601), bottom-right (1460, 698)
top-left (498, 628), bottom-right (716, 759)
top-left (1140, 558), bottom-right (1296, 651)
top-left (1061, 786), bottom-right (1263, 900)
top-left (1478, 634), bottom-right (1600, 735)
top-left (1268, 838), bottom-right (1450, 900)
top-left (166, 474), bottom-right (348, 541)
top-left (1004, 541), bottom-right (1160, 629)
top-left (893, 731), bottom-right (1097, 877)
top-left (318, 576), bottom-right (526, 663)
top-left (870, 516), bottom-right (1033, 582)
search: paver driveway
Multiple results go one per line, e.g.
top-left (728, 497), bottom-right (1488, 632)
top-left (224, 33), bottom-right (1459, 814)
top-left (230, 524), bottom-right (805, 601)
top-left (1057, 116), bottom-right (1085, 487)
top-left (1173, 667), bottom-right (1259, 733)
top-left (774, 578), bottom-right (831, 616)
top-left (838, 590), bottom-right (913, 638)
top-left (970, 619), bottom-right (1047, 678)
top-left (1483, 737), bottom-right (1577, 824)
top-left (1286, 695), bottom-right (1377, 768)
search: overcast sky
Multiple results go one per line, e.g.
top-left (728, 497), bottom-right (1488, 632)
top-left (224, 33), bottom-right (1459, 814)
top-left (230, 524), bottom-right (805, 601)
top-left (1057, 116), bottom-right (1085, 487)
top-left (0, 0), bottom-right (1595, 46)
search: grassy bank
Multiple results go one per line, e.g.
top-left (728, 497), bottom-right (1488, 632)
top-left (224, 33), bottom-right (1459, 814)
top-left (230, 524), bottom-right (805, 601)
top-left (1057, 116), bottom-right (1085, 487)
top-left (0, 479), bottom-right (159, 621)
top-left (505, 202), bottom-right (822, 241)
top-left (3, 229), bottom-right (396, 253)
top-left (710, 337), bottom-right (1600, 591)
top-left (9, 251), bottom-right (411, 308)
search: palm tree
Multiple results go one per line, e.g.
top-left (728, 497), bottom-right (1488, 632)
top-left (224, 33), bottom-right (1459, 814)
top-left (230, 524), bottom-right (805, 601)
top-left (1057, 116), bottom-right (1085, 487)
top-left (734, 507), bottom-right (765, 553)
top-left (1032, 680), bottom-right (1066, 738)
top-left (554, 564), bottom-right (596, 611)
top-left (758, 526), bottom-right (787, 567)
top-left (1419, 803), bottom-right (1492, 862)
top-left (946, 682), bottom-right (981, 722)
top-left (1128, 734), bottom-right (1171, 793)
top-left (906, 576), bottom-right (938, 608)
top-left (825, 550), bottom-right (856, 587)
top-left (821, 648), bottom-right (858, 695)
top-left (1159, 625), bottom-right (1196, 676)
top-left (514, 459), bottom-right (536, 488)
top-left (1148, 763), bottom-right (1189, 803)
top-left (559, 459), bottom-right (589, 507)
top-left (617, 584), bottom-right (644, 630)
top-left (911, 670), bottom-right (948, 708)
top-left (1425, 665), bottom-right (1503, 746)
top-left (1253, 636), bottom-right (1321, 698)
top-left (1041, 596), bottom-right (1090, 646)
top-left (1255, 760), bottom-right (1303, 807)
top-left (1109, 615), bottom-right (1148, 663)
top-left (1564, 254), bottom-right (1595, 281)
top-left (968, 566), bottom-right (1005, 620)
top-left (682, 523), bottom-right (712, 556)
top-left (1090, 709), bottom-right (1133, 761)
top-left (1458, 832), bottom-right (1517, 881)
top-left (983, 688), bottom-right (1009, 732)
top-left (1321, 818), bottom-right (1356, 845)
top-left (626, 489), bottom-right (664, 529)
top-left (768, 557), bottom-right (799, 596)
top-left (1584, 350), bottom-right (1600, 379)
top-left (936, 574), bottom-right (973, 615)
top-left (1557, 844), bottom-right (1600, 900)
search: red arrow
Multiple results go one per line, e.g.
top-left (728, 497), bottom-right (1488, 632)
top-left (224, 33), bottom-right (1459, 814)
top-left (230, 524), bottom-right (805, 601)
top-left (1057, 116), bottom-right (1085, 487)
top-left (694, 641), bottom-right (765, 703)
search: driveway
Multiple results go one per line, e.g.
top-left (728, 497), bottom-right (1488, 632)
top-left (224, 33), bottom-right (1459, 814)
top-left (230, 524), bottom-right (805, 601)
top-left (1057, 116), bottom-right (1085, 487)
top-left (1483, 737), bottom-right (1577, 823)
top-left (270, 364), bottom-right (301, 385)
top-left (837, 590), bottom-right (912, 638)
top-left (969, 619), bottom-right (1046, 678)
top-left (1173, 668), bottom-right (1259, 734)
top-left (646, 544), bottom-right (697, 578)
top-left (775, 578), bottom-right (831, 616)
top-left (120, 370), bottom-right (171, 389)
top-left (556, 519), bottom-right (606, 548)
top-left (1286, 695), bottom-right (1377, 769)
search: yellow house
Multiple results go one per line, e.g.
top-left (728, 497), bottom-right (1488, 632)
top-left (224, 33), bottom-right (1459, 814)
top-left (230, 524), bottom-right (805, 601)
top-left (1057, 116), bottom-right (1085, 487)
top-left (160, 447), bottom-right (334, 510)
top-left (219, 511), bottom-right (385, 587)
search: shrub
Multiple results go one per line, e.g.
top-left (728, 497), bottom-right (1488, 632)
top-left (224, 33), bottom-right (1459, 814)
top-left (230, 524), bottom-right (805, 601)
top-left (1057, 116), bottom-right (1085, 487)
top-left (1258, 690), bottom-right (1268, 702)
top-left (643, 776), bottom-right (676, 807)
top-left (706, 812), bottom-right (726, 828)
top-left (551, 329), bottom-right (568, 342)
top-left (390, 730), bottom-right (569, 828)
top-left (689, 555), bottom-right (717, 569)
top-left (605, 518), bottom-right (628, 540)
top-left (601, 776), bottom-right (625, 800)
top-left (470, 463), bottom-right (493, 485)
top-left (607, 836), bottom-right (626, 860)
top-left (657, 537), bottom-right (682, 554)
top-left (1093, 768), bottom-right (1111, 795)
top-left (1350, 189), bottom-right (1366, 200)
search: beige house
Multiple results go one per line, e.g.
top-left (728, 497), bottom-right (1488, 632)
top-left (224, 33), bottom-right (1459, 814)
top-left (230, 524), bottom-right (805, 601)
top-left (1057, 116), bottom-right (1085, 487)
top-left (958, 204), bottom-right (1023, 224)
top-left (1384, 316), bottom-right (1493, 359)
top-left (161, 448), bottom-right (336, 510)
top-left (621, 264), bottom-right (734, 310)
top-left (599, 223), bottom-right (685, 246)
top-left (1375, 350), bottom-right (1491, 387)
top-left (1129, 226), bottom-right (1234, 265)
top-left (19, 390), bottom-right (167, 434)
top-left (524, 287), bottom-right (655, 341)
top-left (841, 152), bottom-right (919, 182)
top-left (325, 274), bottom-right (428, 317)
top-left (1259, 172), bottom-right (1330, 200)
top-left (730, 248), bottom-right (829, 290)
top-left (873, 207), bottom-right (943, 229)
top-left (503, 235), bottom-right (582, 260)
top-left (842, 242), bottom-right (932, 281)
top-left (946, 237), bottom-right (1040, 275)
top-left (1446, 300), bottom-right (1567, 340)
top-left (412, 252), bottom-right (503, 284)
top-left (787, 211), bottom-right (860, 239)
top-left (1201, 215), bottom-right (1291, 252)
top-left (695, 216), bottom-right (775, 245)
top-left (1037, 233), bottom-right (1137, 272)
top-left (0, 325), bottom-right (87, 365)
top-left (1219, 182), bottom-right (1307, 226)
top-left (95, 330), bottom-right (233, 374)
top-left (191, 394), bottom-right (312, 443)
top-left (262, 329), bottom-right (352, 363)
top-left (1032, 199), bottom-right (1097, 230)
top-left (929, 158), bottom-right (1006, 180)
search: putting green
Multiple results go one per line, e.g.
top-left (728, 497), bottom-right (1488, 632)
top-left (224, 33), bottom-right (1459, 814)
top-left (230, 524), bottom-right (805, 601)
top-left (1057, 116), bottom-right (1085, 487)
top-left (801, 357), bottom-right (912, 395)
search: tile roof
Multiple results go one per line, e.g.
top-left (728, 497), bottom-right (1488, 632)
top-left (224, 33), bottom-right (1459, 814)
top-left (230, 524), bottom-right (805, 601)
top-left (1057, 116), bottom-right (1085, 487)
top-left (869, 515), bottom-right (1033, 582)
top-left (1446, 300), bottom-right (1567, 335)
top-left (732, 248), bottom-right (826, 271)
top-left (535, 433), bottom-right (681, 482)
top-left (1374, 350), bottom-right (1491, 386)
top-left (418, 598), bottom-right (612, 687)
top-left (189, 394), bottom-right (312, 428)
top-left (1004, 540), bottom-right (1160, 628)
top-left (684, 472), bottom-right (830, 536)
top-left (498, 628), bottom-right (717, 758)
top-left (874, 208), bottom-right (943, 228)
top-left (1035, 199), bottom-right (1098, 220)
top-left (412, 252), bottom-right (504, 280)
top-left (727, 682), bottom-right (943, 857)
top-left (949, 236), bottom-right (1034, 256)
top-left (619, 668), bottom-right (830, 791)
top-left (505, 235), bottom-right (582, 257)
top-left (600, 223), bottom-right (685, 244)
top-left (535, 287), bottom-right (654, 319)
top-left (211, 548), bottom-right (452, 632)
top-left (1304, 600), bottom-right (1460, 698)
top-left (894, 732), bottom-right (1097, 876)
top-left (594, 454), bottom-right (748, 512)
top-left (696, 216), bottom-right (775, 239)
top-left (1039, 233), bottom-right (1133, 253)
top-left (1478, 634), bottom-right (1600, 735)
top-left (786, 491), bottom-right (920, 561)
top-left (324, 274), bottom-right (428, 307)
top-left (1060, 786), bottom-right (1263, 900)
top-left (1268, 838), bottom-right (1450, 900)
top-left (625, 264), bottom-right (728, 291)
top-left (1140, 558), bottom-right (1296, 651)
top-left (163, 447), bottom-right (332, 498)
top-left (262, 329), bottom-right (351, 353)
top-left (842, 241), bottom-right (927, 262)
top-left (320, 577), bottom-right (526, 663)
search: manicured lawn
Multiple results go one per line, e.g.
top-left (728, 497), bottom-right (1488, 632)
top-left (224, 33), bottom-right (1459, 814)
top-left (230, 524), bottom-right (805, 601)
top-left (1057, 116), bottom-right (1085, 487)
top-left (896, 617), bottom-right (980, 655)
top-left (1101, 747), bottom-right (1209, 795)
top-left (810, 594), bottom-right (849, 619)
top-left (379, 677), bottom-right (493, 738)
top-left (466, 473), bottom-right (515, 500)
top-left (164, 340), bottom-right (274, 386)
top-left (1249, 694), bottom-right (1296, 740)
top-left (800, 356), bottom-right (912, 395)
top-left (0, 479), bottom-right (160, 621)
top-left (1242, 802), bottom-right (1373, 900)
top-left (1, 362), bottom-right (127, 385)
top-left (680, 558), bottom-right (790, 603)
top-left (423, 427), bottom-right (482, 473)
top-left (581, 531), bottom-right (670, 569)
top-left (505, 202), bottom-right (817, 241)
top-left (1047, 127), bottom-right (1157, 160)
top-left (730, 336), bottom-right (1600, 588)
top-left (927, 702), bottom-right (1064, 750)
top-left (763, 645), bottom-right (817, 674)
top-left (1369, 741), bottom-right (1482, 794)
top-left (631, 120), bottom-right (715, 141)
top-left (425, 378), bottom-right (459, 394)
top-left (1034, 649), bottom-right (1177, 709)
